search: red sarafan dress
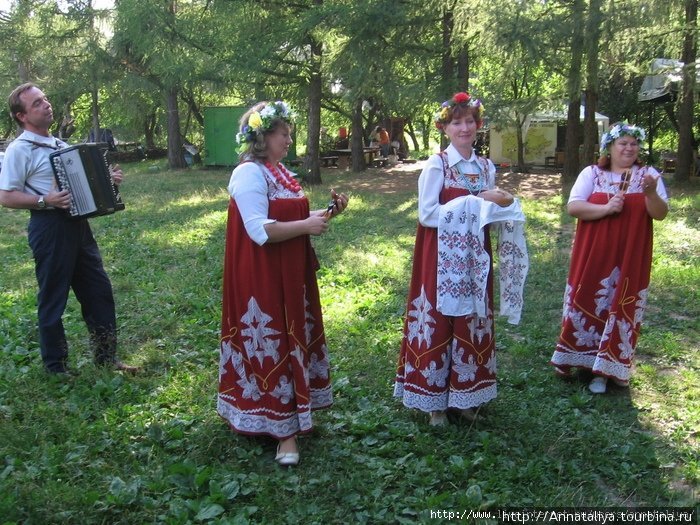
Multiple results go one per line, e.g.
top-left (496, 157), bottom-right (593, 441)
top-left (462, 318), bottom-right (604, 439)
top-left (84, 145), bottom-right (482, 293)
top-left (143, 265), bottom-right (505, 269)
top-left (218, 162), bottom-right (332, 439)
top-left (394, 149), bottom-right (498, 412)
top-left (551, 164), bottom-right (667, 382)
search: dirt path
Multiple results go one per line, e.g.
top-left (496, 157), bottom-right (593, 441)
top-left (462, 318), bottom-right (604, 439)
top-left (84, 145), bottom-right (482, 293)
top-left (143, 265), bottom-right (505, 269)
top-left (325, 160), bottom-right (567, 199)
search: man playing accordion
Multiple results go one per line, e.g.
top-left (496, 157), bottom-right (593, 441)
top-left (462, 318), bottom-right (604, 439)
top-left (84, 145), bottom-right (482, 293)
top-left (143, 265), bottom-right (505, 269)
top-left (0, 83), bottom-right (138, 375)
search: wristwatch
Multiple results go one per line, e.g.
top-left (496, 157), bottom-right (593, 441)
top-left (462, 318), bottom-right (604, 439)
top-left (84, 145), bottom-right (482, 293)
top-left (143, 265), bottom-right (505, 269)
top-left (37, 196), bottom-right (46, 209)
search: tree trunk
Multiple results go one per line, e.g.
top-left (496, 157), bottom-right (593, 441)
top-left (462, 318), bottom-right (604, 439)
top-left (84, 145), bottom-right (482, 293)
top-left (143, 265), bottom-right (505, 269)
top-left (422, 117), bottom-right (431, 150)
top-left (406, 120), bottom-right (420, 152)
top-left (676, 0), bottom-right (698, 181)
top-left (166, 87), bottom-right (186, 169)
top-left (91, 86), bottom-right (100, 144)
top-left (144, 111), bottom-right (157, 150)
top-left (58, 103), bottom-right (75, 140)
top-left (457, 44), bottom-right (469, 93)
top-left (18, 61), bottom-right (29, 83)
top-left (181, 89), bottom-right (204, 127)
top-left (304, 17), bottom-right (323, 185)
top-left (582, 0), bottom-right (602, 168)
top-left (564, 0), bottom-right (585, 179)
top-left (440, 9), bottom-right (455, 100)
top-left (351, 97), bottom-right (366, 172)
top-left (516, 115), bottom-right (527, 173)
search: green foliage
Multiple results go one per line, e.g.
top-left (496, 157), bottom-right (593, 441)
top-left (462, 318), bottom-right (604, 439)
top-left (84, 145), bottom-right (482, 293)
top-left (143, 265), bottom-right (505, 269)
top-left (0, 164), bottom-right (697, 522)
top-left (1, 0), bottom-right (697, 163)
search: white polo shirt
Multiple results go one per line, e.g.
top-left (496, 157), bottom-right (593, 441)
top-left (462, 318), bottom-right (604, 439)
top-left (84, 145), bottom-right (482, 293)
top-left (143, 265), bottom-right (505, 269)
top-left (0, 130), bottom-right (67, 195)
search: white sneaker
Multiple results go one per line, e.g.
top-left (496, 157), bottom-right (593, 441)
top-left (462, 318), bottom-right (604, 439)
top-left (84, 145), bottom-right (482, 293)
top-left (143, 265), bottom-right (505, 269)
top-left (588, 376), bottom-right (608, 394)
top-left (429, 411), bottom-right (447, 426)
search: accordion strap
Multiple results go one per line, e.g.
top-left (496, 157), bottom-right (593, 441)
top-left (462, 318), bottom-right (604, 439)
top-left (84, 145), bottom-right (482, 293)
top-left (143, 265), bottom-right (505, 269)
top-left (19, 139), bottom-right (60, 195)
top-left (20, 138), bottom-right (62, 150)
top-left (24, 181), bottom-right (43, 196)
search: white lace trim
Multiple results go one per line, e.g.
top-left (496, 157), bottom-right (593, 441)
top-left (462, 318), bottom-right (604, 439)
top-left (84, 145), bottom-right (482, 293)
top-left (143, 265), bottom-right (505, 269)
top-left (217, 393), bottom-right (330, 438)
top-left (394, 381), bottom-right (497, 412)
top-left (592, 360), bottom-right (632, 381)
top-left (310, 386), bottom-right (333, 407)
top-left (551, 347), bottom-right (632, 381)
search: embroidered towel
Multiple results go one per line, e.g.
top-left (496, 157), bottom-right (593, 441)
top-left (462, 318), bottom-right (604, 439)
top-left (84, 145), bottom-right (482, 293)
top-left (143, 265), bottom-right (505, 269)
top-left (437, 196), bottom-right (528, 324)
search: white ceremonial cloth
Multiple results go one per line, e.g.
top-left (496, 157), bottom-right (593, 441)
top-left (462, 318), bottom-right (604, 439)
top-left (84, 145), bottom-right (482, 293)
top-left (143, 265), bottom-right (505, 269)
top-left (436, 195), bottom-right (528, 324)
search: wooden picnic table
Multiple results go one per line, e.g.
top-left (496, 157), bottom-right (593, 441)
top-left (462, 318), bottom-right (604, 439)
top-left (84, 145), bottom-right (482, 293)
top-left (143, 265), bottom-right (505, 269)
top-left (330, 147), bottom-right (381, 167)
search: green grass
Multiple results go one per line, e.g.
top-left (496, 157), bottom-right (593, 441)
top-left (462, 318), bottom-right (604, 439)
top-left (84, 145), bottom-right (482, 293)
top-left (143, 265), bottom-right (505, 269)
top-left (0, 161), bottom-right (697, 524)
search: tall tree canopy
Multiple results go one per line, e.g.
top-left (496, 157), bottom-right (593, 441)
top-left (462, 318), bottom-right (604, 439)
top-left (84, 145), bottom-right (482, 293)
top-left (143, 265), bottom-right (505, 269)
top-left (0, 0), bottom-right (695, 178)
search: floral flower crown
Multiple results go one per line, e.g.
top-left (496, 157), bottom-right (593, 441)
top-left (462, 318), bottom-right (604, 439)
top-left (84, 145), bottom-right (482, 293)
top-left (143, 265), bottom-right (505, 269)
top-left (434, 92), bottom-right (484, 130)
top-left (236, 101), bottom-right (296, 148)
top-left (600, 122), bottom-right (646, 154)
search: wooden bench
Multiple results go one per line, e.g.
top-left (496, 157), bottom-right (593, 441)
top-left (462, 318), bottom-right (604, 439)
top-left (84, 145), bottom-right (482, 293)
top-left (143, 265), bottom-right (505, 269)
top-left (371, 156), bottom-right (389, 168)
top-left (321, 156), bottom-right (339, 167)
top-left (662, 158), bottom-right (676, 173)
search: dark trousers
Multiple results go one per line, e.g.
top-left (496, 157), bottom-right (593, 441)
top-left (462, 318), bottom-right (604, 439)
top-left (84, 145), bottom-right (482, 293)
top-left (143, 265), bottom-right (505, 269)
top-left (28, 211), bottom-right (117, 372)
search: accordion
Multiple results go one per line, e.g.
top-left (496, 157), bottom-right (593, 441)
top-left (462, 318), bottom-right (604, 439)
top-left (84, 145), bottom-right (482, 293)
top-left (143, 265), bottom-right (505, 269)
top-left (50, 143), bottom-right (125, 218)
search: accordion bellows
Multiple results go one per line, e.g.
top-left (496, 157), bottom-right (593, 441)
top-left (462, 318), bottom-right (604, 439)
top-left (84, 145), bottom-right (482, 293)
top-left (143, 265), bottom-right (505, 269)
top-left (50, 143), bottom-right (125, 218)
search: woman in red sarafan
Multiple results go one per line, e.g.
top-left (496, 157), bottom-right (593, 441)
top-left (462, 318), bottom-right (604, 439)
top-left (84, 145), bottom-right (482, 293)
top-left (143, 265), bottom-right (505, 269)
top-left (394, 93), bottom-right (528, 426)
top-left (218, 101), bottom-right (349, 465)
top-left (550, 122), bottom-right (669, 394)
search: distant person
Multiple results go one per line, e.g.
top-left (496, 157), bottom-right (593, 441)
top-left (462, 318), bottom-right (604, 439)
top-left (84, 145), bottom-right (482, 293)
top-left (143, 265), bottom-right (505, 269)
top-left (368, 126), bottom-right (380, 148)
top-left (550, 122), bottom-right (668, 393)
top-left (377, 126), bottom-right (391, 157)
top-left (335, 135), bottom-right (349, 149)
top-left (390, 140), bottom-right (401, 158)
top-left (0, 83), bottom-right (138, 375)
top-left (394, 92), bottom-right (528, 425)
top-left (218, 100), bottom-right (349, 465)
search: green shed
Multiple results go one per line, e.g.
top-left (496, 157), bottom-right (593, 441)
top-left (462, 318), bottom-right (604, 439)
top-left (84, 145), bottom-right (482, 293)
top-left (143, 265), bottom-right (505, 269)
top-left (203, 106), bottom-right (298, 167)
top-left (203, 106), bottom-right (246, 166)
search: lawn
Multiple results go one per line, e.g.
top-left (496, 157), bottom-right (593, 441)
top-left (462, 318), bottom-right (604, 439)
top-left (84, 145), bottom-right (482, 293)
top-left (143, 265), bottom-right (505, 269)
top-left (0, 160), bottom-right (697, 524)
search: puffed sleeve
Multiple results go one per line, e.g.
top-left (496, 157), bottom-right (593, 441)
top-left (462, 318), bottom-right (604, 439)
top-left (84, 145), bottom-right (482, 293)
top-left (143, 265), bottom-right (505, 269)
top-left (417, 154), bottom-right (446, 228)
top-left (228, 163), bottom-right (276, 246)
top-left (567, 166), bottom-right (596, 203)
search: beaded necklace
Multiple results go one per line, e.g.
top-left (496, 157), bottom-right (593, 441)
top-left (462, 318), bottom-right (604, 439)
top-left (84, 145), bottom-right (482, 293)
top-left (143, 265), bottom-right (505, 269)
top-left (264, 161), bottom-right (302, 193)
top-left (456, 159), bottom-right (486, 196)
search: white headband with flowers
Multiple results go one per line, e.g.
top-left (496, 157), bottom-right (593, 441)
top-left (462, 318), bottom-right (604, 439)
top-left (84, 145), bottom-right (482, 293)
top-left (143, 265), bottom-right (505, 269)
top-left (236, 101), bottom-right (296, 150)
top-left (600, 122), bottom-right (646, 154)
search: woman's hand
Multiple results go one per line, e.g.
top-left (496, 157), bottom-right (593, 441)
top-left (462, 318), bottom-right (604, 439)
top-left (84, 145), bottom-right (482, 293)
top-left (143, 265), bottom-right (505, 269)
top-left (568, 192), bottom-right (624, 221)
top-left (641, 173), bottom-right (669, 220)
top-left (479, 188), bottom-right (514, 207)
top-left (327, 190), bottom-right (349, 217)
top-left (317, 189), bottom-right (350, 218)
top-left (606, 192), bottom-right (625, 215)
top-left (641, 172), bottom-right (659, 195)
top-left (305, 214), bottom-right (330, 236)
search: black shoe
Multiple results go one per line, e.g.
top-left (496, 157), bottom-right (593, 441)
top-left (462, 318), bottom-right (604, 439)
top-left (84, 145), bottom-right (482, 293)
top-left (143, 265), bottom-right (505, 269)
top-left (113, 361), bottom-right (140, 374)
top-left (47, 367), bottom-right (79, 377)
top-left (96, 359), bottom-right (140, 374)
